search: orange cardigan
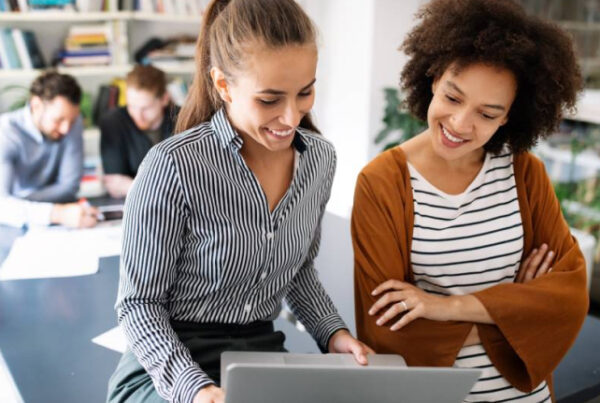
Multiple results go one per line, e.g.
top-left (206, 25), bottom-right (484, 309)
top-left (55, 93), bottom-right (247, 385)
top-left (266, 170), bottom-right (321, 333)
top-left (352, 147), bottom-right (589, 393)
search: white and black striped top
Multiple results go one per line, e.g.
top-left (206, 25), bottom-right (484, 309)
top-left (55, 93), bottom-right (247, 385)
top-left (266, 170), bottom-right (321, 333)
top-left (409, 150), bottom-right (551, 402)
top-left (116, 109), bottom-right (347, 402)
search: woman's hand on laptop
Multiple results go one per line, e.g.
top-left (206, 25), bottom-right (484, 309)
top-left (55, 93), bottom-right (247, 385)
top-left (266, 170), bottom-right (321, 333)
top-left (193, 385), bottom-right (225, 403)
top-left (328, 329), bottom-right (375, 365)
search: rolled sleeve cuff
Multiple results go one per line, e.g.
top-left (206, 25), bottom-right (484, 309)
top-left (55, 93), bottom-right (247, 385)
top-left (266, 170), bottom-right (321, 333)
top-left (28, 201), bottom-right (54, 226)
top-left (312, 313), bottom-right (348, 353)
top-left (172, 365), bottom-right (215, 403)
top-left (0, 198), bottom-right (53, 228)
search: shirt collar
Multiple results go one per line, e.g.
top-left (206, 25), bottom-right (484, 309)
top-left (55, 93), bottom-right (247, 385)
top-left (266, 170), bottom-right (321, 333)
top-left (210, 108), bottom-right (309, 153)
top-left (21, 104), bottom-right (45, 144)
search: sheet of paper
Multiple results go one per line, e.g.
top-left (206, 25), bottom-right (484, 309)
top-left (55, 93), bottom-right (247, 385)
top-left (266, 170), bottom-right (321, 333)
top-left (0, 221), bottom-right (122, 281)
top-left (91, 326), bottom-right (127, 354)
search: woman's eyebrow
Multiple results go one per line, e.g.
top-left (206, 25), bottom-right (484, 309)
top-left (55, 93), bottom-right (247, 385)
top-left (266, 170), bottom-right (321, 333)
top-left (256, 78), bottom-right (317, 95)
top-left (445, 80), bottom-right (506, 111)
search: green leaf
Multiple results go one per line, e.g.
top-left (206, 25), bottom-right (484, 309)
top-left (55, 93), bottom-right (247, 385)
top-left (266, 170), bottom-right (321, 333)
top-left (383, 141), bottom-right (401, 151)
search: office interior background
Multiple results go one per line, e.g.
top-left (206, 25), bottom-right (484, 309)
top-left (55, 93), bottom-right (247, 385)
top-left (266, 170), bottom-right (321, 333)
top-left (0, 0), bottom-right (599, 402)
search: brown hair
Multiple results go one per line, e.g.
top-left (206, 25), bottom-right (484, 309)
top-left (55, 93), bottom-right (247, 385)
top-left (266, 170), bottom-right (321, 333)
top-left (30, 70), bottom-right (82, 105)
top-left (401, 0), bottom-right (583, 154)
top-left (126, 64), bottom-right (167, 97)
top-left (175, 0), bottom-right (320, 134)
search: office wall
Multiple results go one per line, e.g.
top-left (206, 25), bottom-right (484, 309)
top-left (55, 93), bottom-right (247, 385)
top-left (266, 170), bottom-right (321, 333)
top-left (272, 0), bottom-right (427, 352)
top-left (302, 0), bottom-right (425, 218)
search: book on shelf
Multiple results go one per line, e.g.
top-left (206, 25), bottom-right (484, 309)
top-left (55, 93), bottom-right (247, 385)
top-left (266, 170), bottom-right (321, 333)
top-left (62, 54), bottom-right (111, 65)
top-left (0, 30), bottom-right (11, 68)
top-left (11, 29), bottom-right (32, 69)
top-left (138, 36), bottom-right (195, 67)
top-left (0, 0), bottom-right (206, 13)
top-left (0, 28), bottom-right (45, 70)
top-left (0, 28), bottom-right (22, 69)
top-left (28, 0), bottom-right (75, 10)
top-left (111, 77), bottom-right (126, 105)
top-left (60, 23), bottom-right (113, 66)
top-left (22, 30), bottom-right (46, 68)
top-left (93, 83), bottom-right (119, 124)
top-left (167, 77), bottom-right (188, 107)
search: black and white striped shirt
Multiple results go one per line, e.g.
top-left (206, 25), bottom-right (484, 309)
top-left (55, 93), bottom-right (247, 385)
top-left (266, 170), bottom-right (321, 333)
top-left (116, 109), bottom-right (347, 402)
top-left (409, 151), bottom-right (551, 402)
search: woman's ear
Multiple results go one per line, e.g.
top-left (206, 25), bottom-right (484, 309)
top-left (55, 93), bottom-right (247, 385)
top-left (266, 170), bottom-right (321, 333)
top-left (210, 67), bottom-right (232, 103)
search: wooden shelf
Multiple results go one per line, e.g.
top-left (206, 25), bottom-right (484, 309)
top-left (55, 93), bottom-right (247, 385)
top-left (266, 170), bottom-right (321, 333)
top-left (131, 12), bottom-right (201, 23)
top-left (151, 61), bottom-right (196, 74)
top-left (0, 62), bottom-right (194, 79)
top-left (0, 11), bottom-right (201, 23)
top-left (0, 65), bottom-right (130, 79)
top-left (0, 11), bottom-right (130, 22)
top-left (560, 21), bottom-right (600, 31)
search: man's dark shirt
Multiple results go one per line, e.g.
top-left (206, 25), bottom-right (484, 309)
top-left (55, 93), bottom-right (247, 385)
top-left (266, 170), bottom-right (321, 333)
top-left (100, 105), bottom-right (179, 177)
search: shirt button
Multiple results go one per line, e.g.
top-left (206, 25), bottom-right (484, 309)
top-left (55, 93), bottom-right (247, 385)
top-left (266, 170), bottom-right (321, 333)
top-left (266, 232), bottom-right (274, 240)
top-left (244, 303), bottom-right (252, 313)
top-left (260, 272), bottom-right (267, 280)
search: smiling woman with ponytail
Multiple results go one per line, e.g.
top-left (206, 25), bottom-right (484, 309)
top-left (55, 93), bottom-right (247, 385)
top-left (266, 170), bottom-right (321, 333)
top-left (107, 1), bottom-right (373, 402)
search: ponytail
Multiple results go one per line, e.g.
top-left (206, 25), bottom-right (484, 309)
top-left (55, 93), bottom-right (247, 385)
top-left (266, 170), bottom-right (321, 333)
top-left (175, 0), bottom-right (230, 133)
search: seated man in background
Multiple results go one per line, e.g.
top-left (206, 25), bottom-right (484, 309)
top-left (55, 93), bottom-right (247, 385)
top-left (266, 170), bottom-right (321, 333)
top-left (100, 64), bottom-right (178, 198)
top-left (0, 71), bottom-right (98, 229)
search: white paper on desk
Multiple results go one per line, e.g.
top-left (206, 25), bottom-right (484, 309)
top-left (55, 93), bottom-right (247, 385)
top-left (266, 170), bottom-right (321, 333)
top-left (91, 326), bottom-right (127, 353)
top-left (0, 221), bottom-right (122, 281)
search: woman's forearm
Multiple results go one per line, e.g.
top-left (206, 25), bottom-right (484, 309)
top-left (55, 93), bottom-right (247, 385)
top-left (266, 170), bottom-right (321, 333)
top-left (447, 294), bottom-right (494, 324)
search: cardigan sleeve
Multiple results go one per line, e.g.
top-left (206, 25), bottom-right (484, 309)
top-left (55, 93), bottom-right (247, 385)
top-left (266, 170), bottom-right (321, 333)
top-left (353, 161), bottom-right (472, 367)
top-left (473, 153), bottom-right (589, 392)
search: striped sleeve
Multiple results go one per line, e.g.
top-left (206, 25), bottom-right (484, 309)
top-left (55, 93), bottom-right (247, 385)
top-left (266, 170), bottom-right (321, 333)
top-left (116, 147), bottom-right (213, 402)
top-left (285, 152), bottom-right (347, 352)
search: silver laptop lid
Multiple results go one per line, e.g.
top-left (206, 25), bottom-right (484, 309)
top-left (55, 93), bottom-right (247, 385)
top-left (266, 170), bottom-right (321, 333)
top-left (222, 352), bottom-right (480, 403)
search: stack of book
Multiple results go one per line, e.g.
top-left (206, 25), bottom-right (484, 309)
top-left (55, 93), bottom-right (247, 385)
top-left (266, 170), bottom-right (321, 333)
top-left (140, 37), bottom-right (195, 68)
top-left (132, 0), bottom-right (205, 15)
top-left (0, 28), bottom-right (45, 70)
top-left (0, 0), bottom-right (207, 13)
top-left (60, 24), bottom-right (111, 66)
top-left (0, 0), bottom-right (76, 11)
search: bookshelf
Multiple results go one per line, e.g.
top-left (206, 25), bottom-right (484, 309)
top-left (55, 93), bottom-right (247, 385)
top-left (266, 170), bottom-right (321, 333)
top-left (0, 9), bottom-right (200, 197)
top-left (0, 10), bottom-right (202, 23)
top-left (0, 11), bottom-right (200, 73)
top-left (0, 10), bottom-right (199, 109)
top-left (0, 60), bottom-right (196, 79)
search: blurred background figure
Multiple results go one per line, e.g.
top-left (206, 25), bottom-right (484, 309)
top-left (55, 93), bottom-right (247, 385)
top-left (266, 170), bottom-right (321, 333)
top-left (100, 64), bottom-right (179, 199)
top-left (0, 71), bottom-right (98, 229)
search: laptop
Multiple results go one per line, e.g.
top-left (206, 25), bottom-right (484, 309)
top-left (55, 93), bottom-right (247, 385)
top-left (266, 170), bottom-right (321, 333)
top-left (221, 352), bottom-right (480, 403)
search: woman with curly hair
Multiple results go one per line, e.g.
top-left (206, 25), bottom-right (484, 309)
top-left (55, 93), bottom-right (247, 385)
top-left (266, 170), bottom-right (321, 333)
top-left (353, 0), bottom-right (589, 401)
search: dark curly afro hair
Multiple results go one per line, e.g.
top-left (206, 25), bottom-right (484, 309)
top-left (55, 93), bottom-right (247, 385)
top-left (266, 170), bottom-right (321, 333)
top-left (401, 0), bottom-right (583, 154)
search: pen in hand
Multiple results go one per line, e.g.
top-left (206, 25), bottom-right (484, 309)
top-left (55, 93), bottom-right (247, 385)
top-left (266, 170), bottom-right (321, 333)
top-left (78, 198), bottom-right (105, 221)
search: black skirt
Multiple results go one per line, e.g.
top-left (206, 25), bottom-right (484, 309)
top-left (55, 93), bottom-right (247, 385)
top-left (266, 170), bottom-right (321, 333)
top-left (106, 320), bottom-right (286, 403)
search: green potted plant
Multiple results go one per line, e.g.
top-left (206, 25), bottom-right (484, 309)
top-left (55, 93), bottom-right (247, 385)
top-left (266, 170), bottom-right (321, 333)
top-left (374, 87), bottom-right (425, 151)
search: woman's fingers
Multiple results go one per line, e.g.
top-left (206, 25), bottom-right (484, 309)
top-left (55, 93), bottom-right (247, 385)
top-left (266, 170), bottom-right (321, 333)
top-left (390, 305), bottom-right (420, 331)
top-left (368, 291), bottom-right (405, 316)
top-left (371, 279), bottom-right (405, 296)
top-left (516, 244), bottom-right (555, 284)
top-left (375, 299), bottom-right (409, 326)
top-left (516, 248), bottom-right (537, 283)
top-left (534, 250), bottom-right (555, 279)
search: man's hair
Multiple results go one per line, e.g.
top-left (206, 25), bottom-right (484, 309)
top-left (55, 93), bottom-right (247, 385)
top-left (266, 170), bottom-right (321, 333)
top-left (126, 64), bottom-right (167, 97)
top-left (30, 71), bottom-right (82, 105)
top-left (401, 0), bottom-right (583, 154)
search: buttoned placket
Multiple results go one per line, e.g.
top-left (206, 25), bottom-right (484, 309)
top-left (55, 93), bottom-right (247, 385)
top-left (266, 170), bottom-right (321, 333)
top-left (230, 142), bottom-right (303, 319)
